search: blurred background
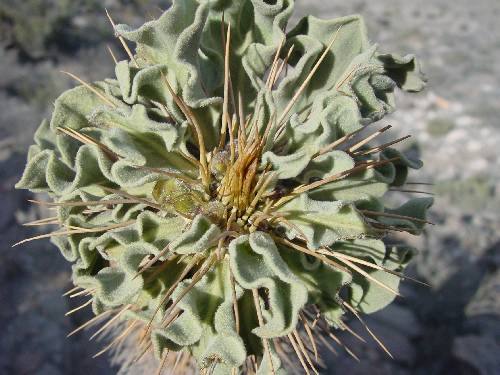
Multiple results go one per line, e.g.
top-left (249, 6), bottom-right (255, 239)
top-left (1, 0), bottom-right (498, 374)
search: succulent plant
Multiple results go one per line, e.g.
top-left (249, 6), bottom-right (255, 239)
top-left (15, 1), bottom-right (432, 374)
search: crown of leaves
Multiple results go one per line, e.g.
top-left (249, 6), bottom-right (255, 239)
top-left (16, 1), bottom-right (432, 374)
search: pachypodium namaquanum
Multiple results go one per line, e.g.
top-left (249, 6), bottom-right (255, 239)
top-left (15, 1), bottom-right (433, 374)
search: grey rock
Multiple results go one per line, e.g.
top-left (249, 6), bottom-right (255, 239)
top-left (372, 304), bottom-right (422, 338)
top-left (38, 362), bottom-right (64, 375)
top-left (0, 191), bottom-right (17, 229)
top-left (453, 335), bottom-right (500, 375)
top-left (466, 268), bottom-right (500, 322)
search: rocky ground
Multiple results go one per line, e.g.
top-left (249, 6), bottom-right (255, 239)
top-left (1, 0), bottom-right (498, 374)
